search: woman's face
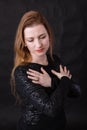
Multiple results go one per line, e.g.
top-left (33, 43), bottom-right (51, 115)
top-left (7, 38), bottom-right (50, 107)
top-left (24, 24), bottom-right (50, 59)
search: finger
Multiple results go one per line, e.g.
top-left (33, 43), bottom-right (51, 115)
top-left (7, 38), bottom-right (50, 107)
top-left (64, 66), bottom-right (67, 73)
top-left (27, 75), bottom-right (39, 81)
top-left (59, 64), bottom-right (64, 72)
top-left (51, 70), bottom-right (61, 79)
top-left (27, 70), bottom-right (40, 77)
top-left (69, 74), bottom-right (72, 79)
top-left (32, 80), bottom-right (39, 84)
top-left (51, 70), bottom-right (58, 76)
top-left (28, 69), bottom-right (40, 75)
top-left (67, 70), bottom-right (70, 75)
top-left (41, 67), bottom-right (47, 74)
top-left (27, 71), bottom-right (37, 77)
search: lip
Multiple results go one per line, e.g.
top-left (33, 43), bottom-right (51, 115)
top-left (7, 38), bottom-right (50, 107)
top-left (36, 48), bottom-right (44, 53)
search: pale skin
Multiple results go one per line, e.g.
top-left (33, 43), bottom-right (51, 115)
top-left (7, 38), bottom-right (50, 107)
top-left (27, 67), bottom-right (51, 87)
top-left (24, 24), bottom-right (72, 87)
top-left (27, 65), bottom-right (72, 87)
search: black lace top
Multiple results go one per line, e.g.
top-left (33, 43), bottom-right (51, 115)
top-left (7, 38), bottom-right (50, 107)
top-left (14, 54), bottom-right (80, 130)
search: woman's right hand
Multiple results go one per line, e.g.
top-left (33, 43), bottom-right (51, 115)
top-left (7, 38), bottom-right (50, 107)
top-left (51, 65), bottom-right (72, 80)
top-left (27, 67), bottom-right (51, 87)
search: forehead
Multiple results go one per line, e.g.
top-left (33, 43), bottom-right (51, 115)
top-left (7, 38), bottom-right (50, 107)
top-left (24, 24), bottom-right (48, 38)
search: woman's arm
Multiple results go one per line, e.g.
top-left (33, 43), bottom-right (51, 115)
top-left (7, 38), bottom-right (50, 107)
top-left (14, 66), bottom-right (71, 117)
top-left (67, 79), bottom-right (81, 97)
top-left (51, 64), bottom-right (81, 98)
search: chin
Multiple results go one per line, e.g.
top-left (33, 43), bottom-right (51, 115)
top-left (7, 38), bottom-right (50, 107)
top-left (36, 52), bottom-right (46, 57)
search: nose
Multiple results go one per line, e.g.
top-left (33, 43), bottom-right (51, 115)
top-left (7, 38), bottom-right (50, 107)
top-left (35, 39), bottom-right (42, 48)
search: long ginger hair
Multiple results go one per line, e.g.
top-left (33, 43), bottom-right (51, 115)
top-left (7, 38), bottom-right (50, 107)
top-left (11, 10), bottom-right (54, 101)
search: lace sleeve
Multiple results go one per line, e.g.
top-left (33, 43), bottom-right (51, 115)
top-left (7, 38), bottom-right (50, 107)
top-left (14, 65), bottom-right (71, 117)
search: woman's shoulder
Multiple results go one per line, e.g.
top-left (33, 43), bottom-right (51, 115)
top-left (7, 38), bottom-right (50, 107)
top-left (14, 64), bottom-right (27, 75)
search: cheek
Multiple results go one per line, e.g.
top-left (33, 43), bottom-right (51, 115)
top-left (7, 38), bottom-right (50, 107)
top-left (26, 44), bottom-right (34, 51)
top-left (44, 39), bottom-right (50, 48)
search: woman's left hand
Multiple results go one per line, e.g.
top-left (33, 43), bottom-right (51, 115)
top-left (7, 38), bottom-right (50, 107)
top-left (51, 65), bottom-right (72, 79)
top-left (27, 67), bottom-right (51, 87)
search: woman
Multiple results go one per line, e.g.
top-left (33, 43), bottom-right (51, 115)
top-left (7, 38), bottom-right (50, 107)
top-left (11, 10), bottom-right (80, 130)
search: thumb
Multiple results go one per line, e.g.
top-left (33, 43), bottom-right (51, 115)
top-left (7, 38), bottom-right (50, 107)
top-left (51, 70), bottom-right (60, 78)
top-left (51, 70), bottom-right (58, 76)
top-left (41, 67), bottom-right (47, 74)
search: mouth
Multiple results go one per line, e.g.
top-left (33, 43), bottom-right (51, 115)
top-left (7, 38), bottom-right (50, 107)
top-left (36, 48), bottom-right (44, 53)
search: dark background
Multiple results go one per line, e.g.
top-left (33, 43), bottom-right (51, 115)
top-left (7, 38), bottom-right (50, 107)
top-left (0, 0), bottom-right (87, 130)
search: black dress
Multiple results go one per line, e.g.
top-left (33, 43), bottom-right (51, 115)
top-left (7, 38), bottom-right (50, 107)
top-left (14, 54), bottom-right (80, 130)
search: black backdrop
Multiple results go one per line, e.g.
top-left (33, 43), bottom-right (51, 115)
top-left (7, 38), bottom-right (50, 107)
top-left (0, 0), bottom-right (87, 130)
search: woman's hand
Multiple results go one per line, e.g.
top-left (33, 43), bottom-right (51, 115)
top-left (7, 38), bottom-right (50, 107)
top-left (27, 67), bottom-right (51, 87)
top-left (51, 65), bottom-right (72, 79)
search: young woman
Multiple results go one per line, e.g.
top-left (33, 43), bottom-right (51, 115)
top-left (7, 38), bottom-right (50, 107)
top-left (11, 10), bottom-right (80, 130)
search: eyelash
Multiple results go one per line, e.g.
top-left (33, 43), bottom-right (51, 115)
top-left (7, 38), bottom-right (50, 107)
top-left (27, 36), bottom-right (46, 42)
top-left (28, 40), bottom-right (33, 42)
top-left (40, 35), bottom-right (46, 39)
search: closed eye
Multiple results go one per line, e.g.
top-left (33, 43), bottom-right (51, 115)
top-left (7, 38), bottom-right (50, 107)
top-left (27, 39), bottom-right (33, 42)
top-left (39, 35), bottom-right (46, 39)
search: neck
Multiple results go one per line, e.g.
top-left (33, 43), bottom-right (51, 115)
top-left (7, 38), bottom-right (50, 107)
top-left (31, 55), bottom-right (48, 65)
